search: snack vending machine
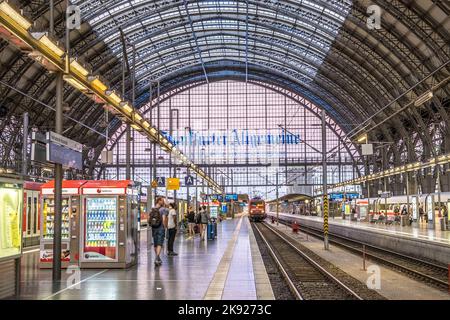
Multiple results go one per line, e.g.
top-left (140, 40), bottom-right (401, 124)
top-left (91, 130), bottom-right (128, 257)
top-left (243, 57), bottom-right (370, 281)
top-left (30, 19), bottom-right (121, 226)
top-left (80, 180), bottom-right (139, 269)
top-left (39, 180), bottom-right (87, 268)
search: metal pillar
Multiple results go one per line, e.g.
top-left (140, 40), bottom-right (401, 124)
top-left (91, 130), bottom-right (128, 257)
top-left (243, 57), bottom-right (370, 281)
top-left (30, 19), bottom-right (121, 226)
top-left (53, 73), bottom-right (63, 281)
top-left (50, 0), bottom-right (62, 281)
top-left (22, 112), bottom-right (28, 176)
top-left (322, 108), bottom-right (329, 250)
top-left (131, 45), bottom-right (136, 181)
top-left (124, 59), bottom-right (131, 180)
top-left (276, 170), bottom-right (279, 226)
top-left (406, 172), bottom-right (410, 215)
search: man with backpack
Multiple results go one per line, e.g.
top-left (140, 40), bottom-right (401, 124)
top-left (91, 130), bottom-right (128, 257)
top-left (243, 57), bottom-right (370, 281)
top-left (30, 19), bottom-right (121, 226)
top-left (150, 196), bottom-right (168, 266)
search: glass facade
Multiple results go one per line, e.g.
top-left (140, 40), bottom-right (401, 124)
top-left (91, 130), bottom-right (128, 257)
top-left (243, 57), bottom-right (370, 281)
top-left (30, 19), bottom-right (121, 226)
top-left (101, 81), bottom-right (356, 199)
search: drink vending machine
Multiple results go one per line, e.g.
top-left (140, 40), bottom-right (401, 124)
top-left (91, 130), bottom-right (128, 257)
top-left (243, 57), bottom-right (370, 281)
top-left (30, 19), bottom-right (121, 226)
top-left (80, 180), bottom-right (139, 269)
top-left (39, 180), bottom-right (87, 269)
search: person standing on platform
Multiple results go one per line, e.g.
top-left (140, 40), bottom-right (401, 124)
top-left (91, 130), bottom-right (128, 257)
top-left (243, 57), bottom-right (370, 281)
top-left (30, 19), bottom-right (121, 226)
top-left (187, 206), bottom-right (195, 239)
top-left (200, 205), bottom-right (210, 240)
top-left (150, 196), bottom-right (168, 266)
top-left (195, 205), bottom-right (202, 236)
top-left (167, 203), bottom-right (178, 256)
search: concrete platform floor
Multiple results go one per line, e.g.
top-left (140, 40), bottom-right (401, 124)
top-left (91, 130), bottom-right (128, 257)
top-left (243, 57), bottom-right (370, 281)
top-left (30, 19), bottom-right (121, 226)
top-left (269, 221), bottom-right (450, 300)
top-left (18, 215), bottom-right (274, 300)
top-left (273, 213), bottom-right (450, 246)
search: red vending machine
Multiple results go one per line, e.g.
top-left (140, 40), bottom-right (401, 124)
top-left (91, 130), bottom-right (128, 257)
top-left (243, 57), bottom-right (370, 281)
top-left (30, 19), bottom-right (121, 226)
top-left (80, 180), bottom-right (139, 268)
top-left (39, 180), bottom-right (87, 268)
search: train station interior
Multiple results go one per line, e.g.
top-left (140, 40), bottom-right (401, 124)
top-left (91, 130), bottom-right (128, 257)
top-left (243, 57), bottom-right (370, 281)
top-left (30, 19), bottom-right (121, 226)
top-left (0, 0), bottom-right (449, 304)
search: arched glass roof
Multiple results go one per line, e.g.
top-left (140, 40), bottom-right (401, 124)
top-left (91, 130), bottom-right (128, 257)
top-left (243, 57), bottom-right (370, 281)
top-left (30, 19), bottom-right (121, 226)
top-left (72, 0), bottom-right (351, 84)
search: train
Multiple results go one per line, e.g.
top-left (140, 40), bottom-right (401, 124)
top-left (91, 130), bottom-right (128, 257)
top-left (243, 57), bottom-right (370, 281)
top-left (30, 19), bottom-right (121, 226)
top-left (248, 198), bottom-right (267, 222)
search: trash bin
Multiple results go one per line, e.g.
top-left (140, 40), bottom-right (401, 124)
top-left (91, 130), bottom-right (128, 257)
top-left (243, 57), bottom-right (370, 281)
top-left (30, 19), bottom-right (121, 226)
top-left (439, 218), bottom-right (446, 231)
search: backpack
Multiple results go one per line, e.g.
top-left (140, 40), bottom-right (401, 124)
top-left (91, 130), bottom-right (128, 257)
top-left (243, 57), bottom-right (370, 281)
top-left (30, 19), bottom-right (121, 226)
top-left (150, 207), bottom-right (162, 228)
top-left (195, 212), bottom-right (202, 224)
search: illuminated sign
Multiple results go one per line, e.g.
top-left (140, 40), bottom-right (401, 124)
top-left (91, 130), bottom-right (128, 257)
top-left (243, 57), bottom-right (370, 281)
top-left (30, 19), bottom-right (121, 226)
top-left (225, 194), bottom-right (238, 201)
top-left (167, 178), bottom-right (180, 191)
top-left (329, 193), bottom-right (359, 201)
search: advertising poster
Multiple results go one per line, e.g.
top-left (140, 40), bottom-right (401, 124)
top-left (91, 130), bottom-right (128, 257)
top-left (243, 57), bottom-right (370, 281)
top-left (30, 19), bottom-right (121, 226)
top-left (39, 249), bottom-right (70, 262)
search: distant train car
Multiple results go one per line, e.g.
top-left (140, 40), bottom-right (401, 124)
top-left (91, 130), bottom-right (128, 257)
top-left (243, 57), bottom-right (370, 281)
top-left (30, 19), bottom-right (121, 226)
top-left (249, 198), bottom-right (266, 222)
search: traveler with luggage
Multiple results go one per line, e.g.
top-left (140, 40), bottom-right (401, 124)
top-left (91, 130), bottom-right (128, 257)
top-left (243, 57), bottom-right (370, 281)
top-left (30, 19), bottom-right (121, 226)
top-left (200, 205), bottom-right (210, 241)
top-left (187, 206), bottom-right (196, 239)
top-left (150, 196), bottom-right (169, 266)
top-left (167, 203), bottom-right (178, 256)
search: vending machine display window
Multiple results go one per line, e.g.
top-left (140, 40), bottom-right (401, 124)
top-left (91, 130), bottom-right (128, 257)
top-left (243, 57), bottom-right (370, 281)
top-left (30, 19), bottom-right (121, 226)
top-left (83, 197), bottom-right (118, 261)
top-left (42, 198), bottom-right (70, 241)
top-left (0, 184), bottom-right (22, 260)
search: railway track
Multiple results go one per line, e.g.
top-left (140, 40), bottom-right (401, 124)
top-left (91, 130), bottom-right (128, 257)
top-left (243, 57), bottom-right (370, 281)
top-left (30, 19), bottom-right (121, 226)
top-left (252, 222), bottom-right (364, 300)
top-left (275, 216), bottom-right (449, 291)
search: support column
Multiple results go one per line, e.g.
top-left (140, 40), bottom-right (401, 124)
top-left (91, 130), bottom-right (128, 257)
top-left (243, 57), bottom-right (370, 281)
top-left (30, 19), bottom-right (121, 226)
top-left (22, 112), bottom-right (29, 176)
top-left (53, 72), bottom-right (63, 281)
top-left (322, 108), bottom-right (329, 250)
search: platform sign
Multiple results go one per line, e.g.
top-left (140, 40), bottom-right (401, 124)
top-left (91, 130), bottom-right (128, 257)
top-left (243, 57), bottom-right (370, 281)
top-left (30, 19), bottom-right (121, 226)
top-left (46, 131), bottom-right (83, 170)
top-left (151, 180), bottom-right (158, 188)
top-left (167, 178), bottom-right (180, 190)
top-left (156, 177), bottom-right (166, 187)
top-left (427, 195), bottom-right (434, 222)
top-left (411, 196), bottom-right (418, 221)
top-left (185, 175), bottom-right (195, 186)
top-left (225, 194), bottom-right (238, 202)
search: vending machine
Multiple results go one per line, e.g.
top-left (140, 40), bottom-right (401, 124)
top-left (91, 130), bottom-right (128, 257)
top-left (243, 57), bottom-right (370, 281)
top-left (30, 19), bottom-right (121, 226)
top-left (39, 180), bottom-right (87, 268)
top-left (80, 180), bottom-right (139, 269)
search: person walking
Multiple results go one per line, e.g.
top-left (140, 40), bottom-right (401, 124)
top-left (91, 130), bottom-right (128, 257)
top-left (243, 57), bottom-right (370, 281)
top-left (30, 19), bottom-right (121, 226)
top-left (200, 205), bottom-right (210, 240)
top-left (167, 203), bottom-right (178, 256)
top-left (187, 206), bottom-right (195, 239)
top-left (150, 196), bottom-right (168, 266)
top-left (195, 205), bottom-right (202, 236)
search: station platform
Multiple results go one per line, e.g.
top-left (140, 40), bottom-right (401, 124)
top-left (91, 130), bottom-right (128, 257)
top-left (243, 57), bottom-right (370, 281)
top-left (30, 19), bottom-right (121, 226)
top-left (17, 215), bottom-right (274, 300)
top-left (268, 212), bottom-right (450, 265)
top-left (268, 222), bottom-right (450, 300)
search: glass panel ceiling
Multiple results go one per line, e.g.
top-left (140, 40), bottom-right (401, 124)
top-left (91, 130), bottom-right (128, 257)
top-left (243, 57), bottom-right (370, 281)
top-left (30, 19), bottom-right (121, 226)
top-left (71, 0), bottom-right (352, 81)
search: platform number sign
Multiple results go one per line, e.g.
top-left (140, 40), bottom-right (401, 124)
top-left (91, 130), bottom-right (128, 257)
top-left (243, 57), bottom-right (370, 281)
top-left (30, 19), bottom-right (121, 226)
top-left (156, 177), bottom-right (166, 187)
top-left (185, 175), bottom-right (194, 186)
top-left (323, 195), bottom-right (329, 236)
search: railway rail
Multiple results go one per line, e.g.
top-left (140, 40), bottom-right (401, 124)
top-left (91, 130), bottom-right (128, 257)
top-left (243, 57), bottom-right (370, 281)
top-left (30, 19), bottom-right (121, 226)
top-left (273, 215), bottom-right (449, 291)
top-left (252, 222), bottom-right (364, 300)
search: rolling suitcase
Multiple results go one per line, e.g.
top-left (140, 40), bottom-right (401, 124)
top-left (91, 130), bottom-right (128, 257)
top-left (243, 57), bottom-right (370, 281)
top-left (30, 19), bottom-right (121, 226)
top-left (194, 224), bottom-right (200, 234)
top-left (207, 223), bottom-right (215, 240)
